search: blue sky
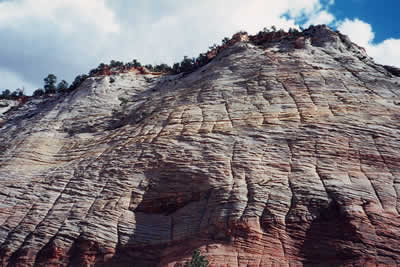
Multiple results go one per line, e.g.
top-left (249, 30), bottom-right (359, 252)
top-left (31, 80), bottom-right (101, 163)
top-left (331, 0), bottom-right (400, 43)
top-left (0, 0), bottom-right (399, 95)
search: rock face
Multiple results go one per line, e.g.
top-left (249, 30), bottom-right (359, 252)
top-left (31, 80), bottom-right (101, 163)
top-left (0, 100), bottom-right (18, 120)
top-left (1, 25), bottom-right (400, 266)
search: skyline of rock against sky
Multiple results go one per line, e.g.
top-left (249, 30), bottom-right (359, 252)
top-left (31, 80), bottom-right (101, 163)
top-left (0, 0), bottom-right (399, 94)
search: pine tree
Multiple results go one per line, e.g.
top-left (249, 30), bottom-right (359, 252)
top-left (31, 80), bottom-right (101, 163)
top-left (44, 74), bottom-right (57, 94)
top-left (33, 88), bottom-right (44, 97)
top-left (57, 80), bottom-right (69, 93)
top-left (0, 89), bottom-right (11, 99)
top-left (184, 249), bottom-right (208, 267)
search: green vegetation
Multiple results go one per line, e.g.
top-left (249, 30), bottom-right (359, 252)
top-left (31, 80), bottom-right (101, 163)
top-left (118, 97), bottom-right (128, 106)
top-left (3, 25), bottom-right (310, 99)
top-left (44, 74), bottom-right (57, 94)
top-left (40, 74), bottom-right (70, 95)
top-left (184, 249), bottom-right (209, 267)
top-left (32, 88), bottom-right (44, 97)
top-left (87, 59), bottom-right (174, 77)
top-left (57, 80), bottom-right (69, 92)
top-left (0, 88), bottom-right (25, 100)
top-left (62, 25), bottom-right (308, 94)
top-left (69, 74), bottom-right (88, 91)
top-left (222, 37), bottom-right (230, 45)
top-left (32, 74), bottom-right (72, 97)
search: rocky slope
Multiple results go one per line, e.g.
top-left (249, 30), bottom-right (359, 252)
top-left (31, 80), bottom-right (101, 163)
top-left (1, 25), bottom-right (400, 266)
top-left (0, 100), bottom-right (18, 122)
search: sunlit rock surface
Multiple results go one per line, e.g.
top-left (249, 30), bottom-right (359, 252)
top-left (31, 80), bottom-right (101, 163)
top-left (1, 25), bottom-right (400, 266)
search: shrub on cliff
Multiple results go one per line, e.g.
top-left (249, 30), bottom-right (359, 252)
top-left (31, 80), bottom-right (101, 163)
top-left (33, 88), bottom-right (45, 97)
top-left (132, 59), bottom-right (141, 68)
top-left (184, 249), bottom-right (208, 267)
top-left (57, 80), bottom-right (69, 93)
top-left (145, 64), bottom-right (154, 71)
top-left (171, 56), bottom-right (197, 74)
top-left (89, 63), bottom-right (107, 76)
top-left (110, 60), bottom-right (124, 68)
top-left (44, 74), bottom-right (57, 94)
top-left (180, 56), bottom-right (196, 73)
top-left (289, 27), bottom-right (300, 34)
top-left (0, 89), bottom-right (25, 100)
top-left (153, 64), bottom-right (172, 73)
top-left (69, 74), bottom-right (88, 91)
top-left (0, 89), bottom-right (11, 99)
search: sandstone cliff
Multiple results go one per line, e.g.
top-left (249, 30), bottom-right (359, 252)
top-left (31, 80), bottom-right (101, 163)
top-left (1, 25), bottom-right (400, 266)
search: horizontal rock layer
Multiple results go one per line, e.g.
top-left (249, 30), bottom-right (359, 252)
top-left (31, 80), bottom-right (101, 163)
top-left (1, 25), bottom-right (400, 266)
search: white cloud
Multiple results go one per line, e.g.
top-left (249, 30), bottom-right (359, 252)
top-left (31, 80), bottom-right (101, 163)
top-left (0, 0), bottom-right (119, 33)
top-left (305, 10), bottom-right (335, 26)
top-left (368, 39), bottom-right (400, 67)
top-left (336, 18), bottom-right (374, 48)
top-left (0, 0), bottom-right (121, 94)
top-left (337, 18), bottom-right (400, 67)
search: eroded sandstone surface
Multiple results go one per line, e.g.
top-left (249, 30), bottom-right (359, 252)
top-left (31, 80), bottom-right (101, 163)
top-left (1, 25), bottom-right (400, 266)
